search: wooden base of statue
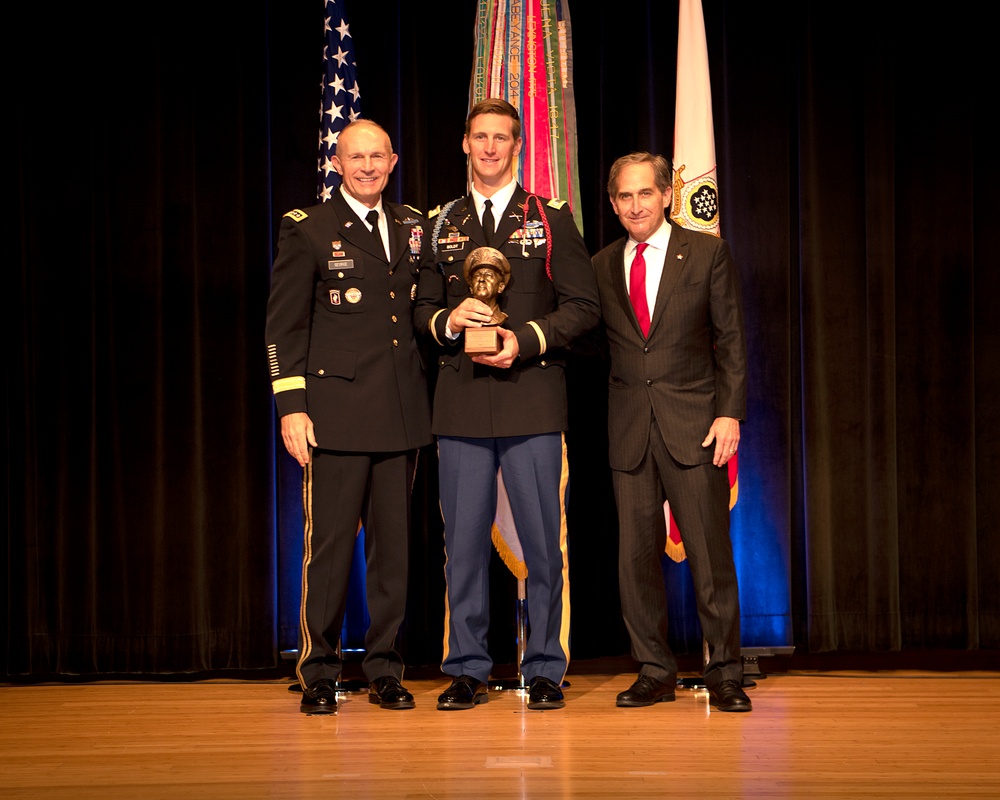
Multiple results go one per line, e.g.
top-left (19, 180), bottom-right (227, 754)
top-left (465, 326), bottom-right (501, 355)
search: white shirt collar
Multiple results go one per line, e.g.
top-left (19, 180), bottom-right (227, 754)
top-left (627, 217), bottom-right (672, 256)
top-left (471, 179), bottom-right (518, 220)
top-left (339, 185), bottom-right (384, 227)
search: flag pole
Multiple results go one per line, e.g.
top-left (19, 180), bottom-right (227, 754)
top-left (472, 0), bottom-right (580, 695)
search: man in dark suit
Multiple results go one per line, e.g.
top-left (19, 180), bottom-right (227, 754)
top-left (592, 152), bottom-right (751, 712)
top-left (265, 120), bottom-right (431, 715)
top-left (415, 99), bottom-right (600, 711)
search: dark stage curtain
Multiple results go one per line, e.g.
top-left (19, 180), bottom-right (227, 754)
top-left (9, 5), bottom-right (278, 674)
top-left (8, 1), bottom-right (996, 678)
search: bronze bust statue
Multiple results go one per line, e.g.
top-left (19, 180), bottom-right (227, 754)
top-left (463, 246), bottom-right (511, 325)
top-left (462, 247), bottom-right (511, 353)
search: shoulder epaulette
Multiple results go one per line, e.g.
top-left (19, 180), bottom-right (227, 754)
top-left (284, 209), bottom-right (308, 222)
top-left (428, 205), bottom-right (442, 219)
top-left (404, 203), bottom-right (423, 216)
top-left (547, 198), bottom-right (567, 210)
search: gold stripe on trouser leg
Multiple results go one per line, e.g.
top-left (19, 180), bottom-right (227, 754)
top-left (295, 453), bottom-right (314, 689)
top-left (437, 441), bottom-right (452, 666)
top-left (557, 432), bottom-right (571, 683)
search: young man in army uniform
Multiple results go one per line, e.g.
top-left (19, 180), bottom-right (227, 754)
top-left (415, 99), bottom-right (599, 711)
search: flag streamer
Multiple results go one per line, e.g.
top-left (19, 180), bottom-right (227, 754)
top-left (470, 0), bottom-right (583, 233)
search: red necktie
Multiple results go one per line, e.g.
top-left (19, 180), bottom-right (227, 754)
top-left (629, 242), bottom-right (650, 337)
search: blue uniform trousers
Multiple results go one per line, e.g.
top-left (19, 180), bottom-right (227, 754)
top-left (438, 433), bottom-right (570, 684)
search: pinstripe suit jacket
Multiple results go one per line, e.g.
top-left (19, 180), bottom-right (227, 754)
top-left (592, 220), bottom-right (747, 470)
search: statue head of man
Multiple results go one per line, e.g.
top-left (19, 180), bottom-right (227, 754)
top-left (463, 247), bottom-right (511, 325)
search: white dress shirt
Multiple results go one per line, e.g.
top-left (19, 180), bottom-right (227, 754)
top-left (339, 185), bottom-right (389, 260)
top-left (624, 218), bottom-right (673, 316)
top-left (471, 179), bottom-right (517, 232)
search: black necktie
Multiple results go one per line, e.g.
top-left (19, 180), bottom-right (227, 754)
top-left (366, 209), bottom-right (385, 257)
top-left (482, 199), bottom-right (495, 245)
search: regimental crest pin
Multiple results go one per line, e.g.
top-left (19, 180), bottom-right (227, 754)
top-left (329, 289), bottom-right (341, 305)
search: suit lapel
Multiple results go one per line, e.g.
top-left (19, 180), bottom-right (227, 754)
top-left (647, 222), bottom-right (689, 338)
top-left (385, 204), bottom-right (410, 273)
top-left (493, 186), bottom-right (529, 248)
top-left (449, 196), bottom-right (483, 246)
top-left (607, 240), bottom-right (645, 337)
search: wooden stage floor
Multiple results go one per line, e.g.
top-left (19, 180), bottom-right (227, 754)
top-left (2, 669), bottom-right (999, 798)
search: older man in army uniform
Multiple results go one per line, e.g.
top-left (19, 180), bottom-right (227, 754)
top-left (266, 120), bottom-right (431, 715)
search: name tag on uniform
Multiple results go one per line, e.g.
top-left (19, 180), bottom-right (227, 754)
top-left (328, 259), bottom-right (355, 271)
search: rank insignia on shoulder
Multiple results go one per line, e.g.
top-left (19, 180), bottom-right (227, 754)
top-left (284, 209), bottom-right (308, 222)
top-left (428, 205), bottom-right (442, 218)
top-left (547, 199), bottom-right (567, 209)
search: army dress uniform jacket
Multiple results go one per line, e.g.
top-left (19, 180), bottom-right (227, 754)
top-left (414, 186), bottom-right (600, 438)
top-left (266, 191), bottom-right (432, 453)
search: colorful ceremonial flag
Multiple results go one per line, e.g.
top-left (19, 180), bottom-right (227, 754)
top-left (470, 0), bottom-right (582, 577)
top-left (665, 0), bottom-right (738, 562)
top-left (318, 0), bottom-right (363, 202)
top-left (470, 0), bottom-right (583, 233)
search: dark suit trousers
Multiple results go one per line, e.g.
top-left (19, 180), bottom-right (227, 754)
top-left (296, 447), bottom-right (415, 688)
top-left (613, 419), bottom-right (742, 689)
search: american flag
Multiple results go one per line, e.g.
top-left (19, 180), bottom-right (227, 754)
top-left (317, 0), bottom-right (369, 647)
top-left (318, 0), bottom-right (362, 202)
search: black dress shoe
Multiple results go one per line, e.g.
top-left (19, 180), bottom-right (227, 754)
top-left (616, 674), bottom-right (676, 707)
top-left (527, 676), bottom-right (565, 710)
top-left (368, 675), bottom-right (415, 710)
top-left (709, 679), bottom-right (753, 712)
top-left (436, 675), bottom-right (488, 710)
top-left (300, 678), bottom-right (338, 715)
